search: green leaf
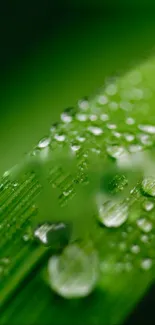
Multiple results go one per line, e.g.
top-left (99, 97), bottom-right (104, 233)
top-left (1, 58), bottom-right (155, 325)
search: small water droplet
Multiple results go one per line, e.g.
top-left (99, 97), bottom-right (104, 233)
top-left (142, 177), bottom-right (155, 197)
top-left (71, 144), bottom-right (81, 152)
top-left (127, 70), bottom-right (142, 85)
top-left (97, 95), bottom-right (108, 105)
top-left (37, 137), bottom-right (51, 149)
top-left (107, 123), bottom-right (117, 130)
top-left (140, 234), bottom-right (149, 243)
top-left (100, 113), bottom-right (109, 121)
top-left (54, 134), bottom-right (66, 142)
top-left (76, 113), bottom-right (88, 122)
top-left (109, 101), bottom-right (118, 111)
top-left (23, 234), bottom-right (30, 242)
top-left (124, 133), bottom-right (135, 142)
top-left (34, 222), bottom-right (71, 248)
top-left (76, 136), bottom-right (86, 143)
top-left (141, 258), bottom-right (152, 270)
top-left (142, 200), bottom-right (154, 212)
top-left (136, 218), bottom-right (152, 233)
top-left (61, 113), bottom-right (72, 123)
top-left (125, 117), bottom-right (135, 125)
top-left (78, 98), bottom-right (89, 111)
top-left (98, 200), bottom-right (128, 228)
top-left (105, 84), bottom-right (117, 96)
top-left (89, 114), bottom-right (98, 121)
top-left (106, 145), bottom-right (126, 159)
top-left (88, 126), bottom-right (103, 136)
top-left (48, 243), bottom-right (99, 298)
top-left (130, 245), bottom-right (140, 254)
top-left (125, 262), bottom-right (133, 272)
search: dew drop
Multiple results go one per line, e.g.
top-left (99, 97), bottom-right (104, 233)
top-left (100, 113), bottom-right (109, 121)
top-left (106, 145), bottom-right (126, 159)
top-left (76, 113), bottom-right (88, 122)
top-left (78, 98), bottom-right (89, 111)
top-left (130, 245), bottom-right (140, 254)
top-left (89, 114), bottom-right (98, 121)
top-left (125, 117), bottom-right (135, 125)
top-left (54, 134), bottom-right (66, 142)
top-left (76, 136), bottom-right (86, 143)
top-left (87, 126), bottom-right (103, 136)
top-left (109, 101), bottom-right (118, 111)
top-left (142, 200), bottom-right (154, 212)
top-left (141, 258), bottom-right (152, 270)
top-left (142, 177), bottom-right (155, 197)
top-left (48, 244), bottom-right (99, 298)
top-left (140, 234), bottom-right (149, 243)
top-left (138, 124), bottom-right (155, 135)
top-left (98, 200), bottom-right (128, 228)
top-left (37, 137), bottom-right (51, 149)
top-left (97, 95), bottom-right (108, 105)
top-left (61, 113), bottom-right (72, 123)
top-left (71, 144), bottom-right (81, 152)
top-left (105, 84), bottom-right (118, 96)
top-left (124, 133), bottom-right (135, 142)
top-left (34, 222), bottom-right (71, 248)
top-left (136, 218), bottom-right (152, 233)
top-left (107, 123), bottom-right (117, 130)
top-left (129, 144), bottom-right (142, 153)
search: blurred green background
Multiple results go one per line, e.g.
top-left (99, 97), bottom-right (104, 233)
top-left (1, 4), bottom-right (155, 176)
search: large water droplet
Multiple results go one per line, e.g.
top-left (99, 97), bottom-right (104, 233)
top-left (142, 177), bottom-right (155, 197)
top-left (48, 243), bottom-right (99, 298)
top-left (98, 200), bottom-right (128, 228)
top-left (138, 124), bottom-right (155, 135)
top-left (37, 137), bottom-right (51, 149)
top-left (34, 222), bottom-right (71, 249)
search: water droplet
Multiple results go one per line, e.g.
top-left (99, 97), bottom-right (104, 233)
top-left (48, 244), bottom-right (99, 298)
top-left (78, 98), bottom-right (89, 111)
top-left (136, 218), bottom-right (152, 233)
top-left (76, 113), bottom-right (88, 122)
top-left (130, 245), bottom-right (140, 254)
top-left (112, 131), bottom-right (122, 138)
top-left (71, 144), bottom-right (81, 152)
top-left (97, 95), bottom-right (108, 105)
top-left (34, 222), bottom-right (71, 248)
top-left (109, 101), bottom-right (118, 111)
top-left (125, 117), bottom-right (135, 125)
top-left (138, 124), bottom-right (155, 135)
top-left (124, 133), bottom-right (135, 142)
top-left (61, 113), bottom-right (72, 123)
top-left (142, 177), bottom-right (155, 197)
top-left (119, 242), bottom-right (126, 251)
top-left (89, 114), bottom-right (98, 121)
top-left (105, 84), bottom-right (117, 96)
top-left (142, 200), bottom-right (154, 212)
top-left (23, 234), bottom-right (30, 242)
top-left (100, 113), bottom-right (109, 121)
top-left (87, 126), bottom-right (103, 136)
top-left (107, 123), bottom-right (117, 130)
top-left (141, 258), bottom-right (152, 270)
top-left (63, 189), bottom-right (73, 197)
top-left (98, 200), bottom-right (128, 228)
top-left (106, 145), bottom-right (126, 159)
top-left (140, 234), bottom-right (149, 243)
top-left (37, 137), bottom-right (51, 149)
top-left (76, 136), bottom-right (86, 143)
top-left (54, 134), bottom-right (66, 142)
